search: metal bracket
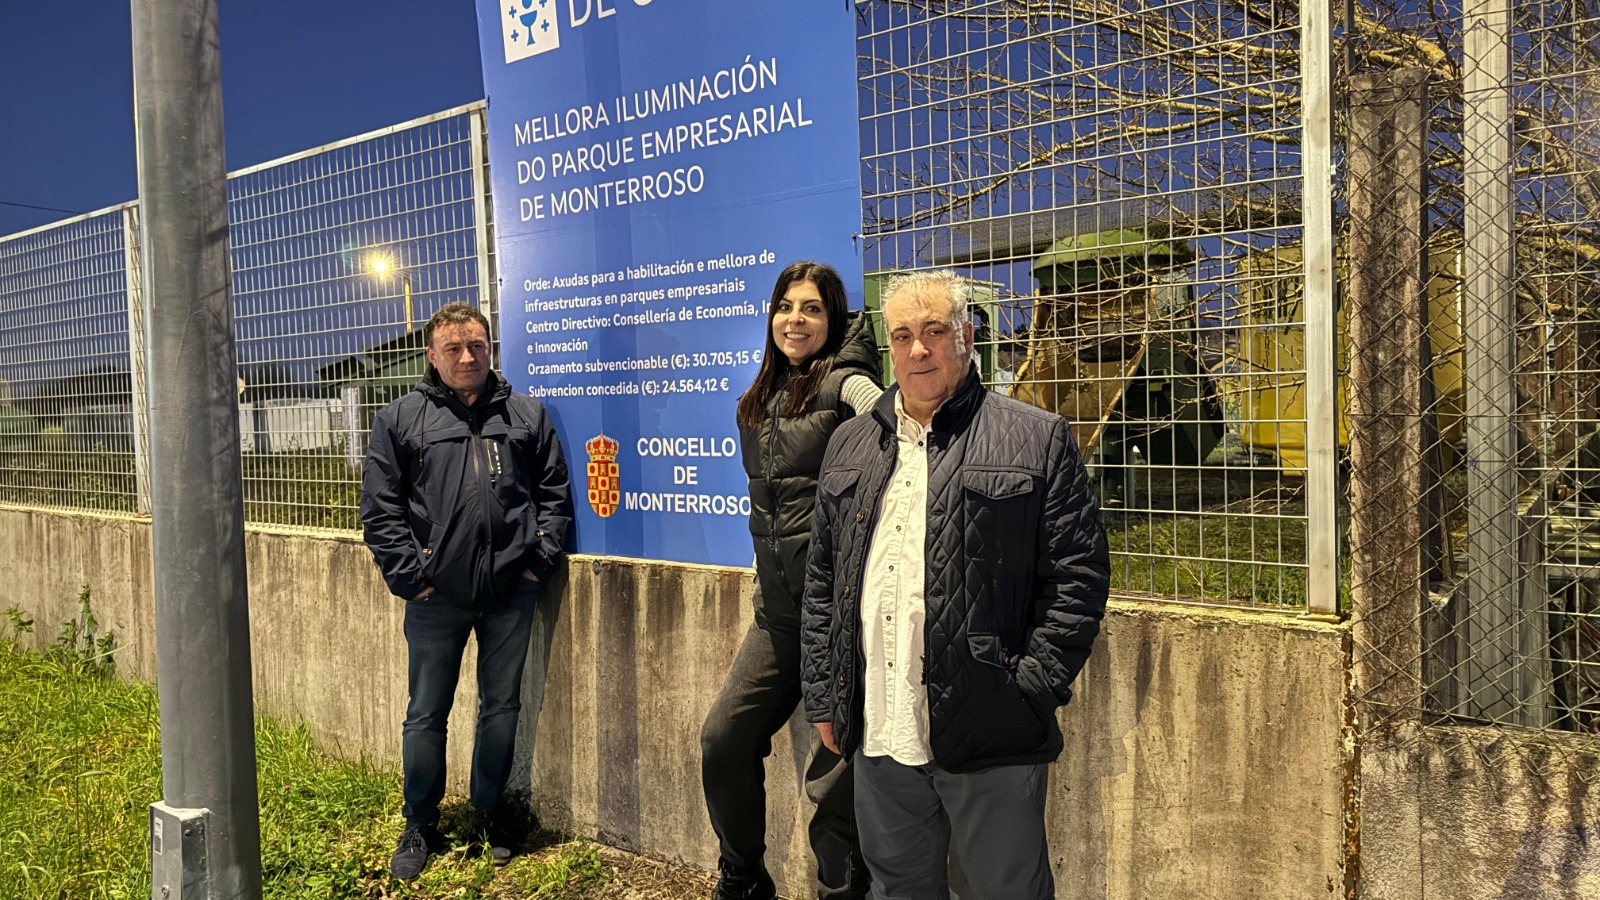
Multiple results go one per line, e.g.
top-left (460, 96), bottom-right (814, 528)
top-left (150, 803), bottom-right (209, 899)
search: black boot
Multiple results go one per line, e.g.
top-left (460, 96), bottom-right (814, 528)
top-left (712, 859), bottom-right (777, 900)
top-left (470, 809), bottom-right (523, 866)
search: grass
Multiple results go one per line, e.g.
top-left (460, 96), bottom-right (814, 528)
top-left (1101, 456), bottom-right (1313, 609)
top-left (1107, 512), bottom-right (1310, 608)
top-left (0, 445), bottom-right (138, 514)
top-left (0, 447), bottom-right (361, 529)
top-left (240, 452), bottom-right (362, 530)
top-left (0, 610), bottom-right (612, 900)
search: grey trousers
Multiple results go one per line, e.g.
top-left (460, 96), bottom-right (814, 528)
top-left (701, 621), bottom-right (868, 899)
top-left (853, 751), bottom-right (1053, 900)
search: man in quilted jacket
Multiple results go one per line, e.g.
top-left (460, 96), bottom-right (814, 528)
top-left (801, 270), bottom-right (1110, 899)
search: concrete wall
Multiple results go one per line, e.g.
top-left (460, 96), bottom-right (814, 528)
top-left (0, 507), bottom-right (1350, 899)
top-left (1358, 724), bottom-right (1600, 900)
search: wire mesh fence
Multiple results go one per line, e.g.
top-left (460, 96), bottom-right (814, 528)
top-left (854, 0), bottom-right (1329, 611)
top-left (1344, 0), bottom-right (1600, 755)
top-left (27, 1), bottom-right (1591, 659)
top-left (227, 104), bottom-right (493, 530)
top-left (0, 206), bottom-right (140, 514)
top-left (0, 105), bottom-right (493, 532)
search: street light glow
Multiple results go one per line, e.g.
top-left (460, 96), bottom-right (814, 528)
top-left (365, 252), bottom-right (414, 331)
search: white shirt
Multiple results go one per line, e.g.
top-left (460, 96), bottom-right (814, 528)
top-left (859, 394), bottom-right (933, 765)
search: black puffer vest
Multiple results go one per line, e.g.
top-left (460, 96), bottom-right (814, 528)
top-left (740, 311), bottom-right (881, 632)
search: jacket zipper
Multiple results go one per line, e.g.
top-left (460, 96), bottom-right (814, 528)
top-left (763, 393), bottom-right (781, 558)
top-left (921, 438), bottom-right (933, 695)
top-left (470, 408), bottom-right (496, 603)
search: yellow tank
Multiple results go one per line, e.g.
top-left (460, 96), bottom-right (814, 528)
top-left (1226, 244), bottom-right (1465, 473)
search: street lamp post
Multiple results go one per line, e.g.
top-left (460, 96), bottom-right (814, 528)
top-left (369, 256), bottom-right (414, 331)
top-left (133, 0), bottom-right (263, 896)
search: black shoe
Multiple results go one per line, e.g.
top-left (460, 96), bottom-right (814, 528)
top-left (470, 811), bottom-right (521, 866)
top-left (712, 859), bottom-right (776, 900)
top-left (389, 823), bottom-right (442, 880)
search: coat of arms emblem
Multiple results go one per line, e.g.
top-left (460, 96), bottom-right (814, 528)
top-left (585, 434), bottom-right (620, 518)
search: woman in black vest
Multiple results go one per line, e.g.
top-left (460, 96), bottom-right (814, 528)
top-left (701, 261), bottom-right (882, 900)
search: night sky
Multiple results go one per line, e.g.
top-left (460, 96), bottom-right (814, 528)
top-left (0, 2), bottom-right (487, 236)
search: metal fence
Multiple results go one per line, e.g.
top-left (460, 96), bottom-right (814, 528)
top-left (12, 1), bottom-right (1594, 665)
top-left (0, 104), bottom-right (495, 531)
top-left (1340, 0), bottom-right (1600, 756)
top-left (226, 104), bottom-right (494, 530)
top-left (0, 205), bottom-right (141, 514)
top-left (0, 13), bottom-right (1349, 613)
top-left (855, 0), bottom-right (1337, 614)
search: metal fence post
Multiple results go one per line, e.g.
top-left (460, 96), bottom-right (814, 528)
top-left (1462, 0), bottom-right (1536, 724)
top-left (1303, 0), bottom-right (1341, 621)
top-left (470, 106), bottom-right (498, 334)
top-left (122, 205), bottom-right (151, 516)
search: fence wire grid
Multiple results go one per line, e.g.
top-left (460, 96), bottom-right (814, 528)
top-left (11, 3), bottom-right (1598, 741)
top-left (227, 104), bottom-right (494, 530)
top-left (855, 0), bottom-right (1325, 612)
top-left (1341, 0), bottom-right (1600, 763)
top-left (0, 207), bottom-right (140, 514)
top-left (0, 105), bottom-right (496, 532)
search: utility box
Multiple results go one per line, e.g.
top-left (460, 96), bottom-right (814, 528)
top-left (150, 803), bottom-right (209, 899)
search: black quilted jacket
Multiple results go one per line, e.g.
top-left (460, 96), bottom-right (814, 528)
top-left (740, 311), bottom-right (882, 633)
top-left (800, 367), bottom-right (1109, 772)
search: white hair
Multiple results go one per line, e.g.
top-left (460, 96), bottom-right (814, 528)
top-left (881, 269), bottom-right (972, 356)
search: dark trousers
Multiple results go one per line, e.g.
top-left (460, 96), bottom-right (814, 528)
top-left (701, 622), bottom-right (868, 899)
top-left (853, 752), bottom-right (1053, 900)
top-left (401, 579), bottom-right (539, 826)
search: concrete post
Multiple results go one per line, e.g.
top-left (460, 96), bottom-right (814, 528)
top-left (1345, 68), bottom-right (1431, 720)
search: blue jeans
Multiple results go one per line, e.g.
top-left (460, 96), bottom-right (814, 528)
top-left (401, 578), bottom-right (539, 826)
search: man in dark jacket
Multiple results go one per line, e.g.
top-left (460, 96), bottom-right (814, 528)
top-left (801, 271), bottom-right (1109, 899)
top-left (361, 302), bottom-right (572, 880)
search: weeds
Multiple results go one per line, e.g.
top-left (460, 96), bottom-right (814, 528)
top-left (1107, 513), bottom-right (1310, 608)
top-left (0, 592), bottom-right (614, 900)
top-left (43, 585), bottom-right (117, 678)
top-left (3, 606), bottom-right (32, 636)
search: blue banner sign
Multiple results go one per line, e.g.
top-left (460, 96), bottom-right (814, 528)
top-left (476, 1), bottom-right (863, 565)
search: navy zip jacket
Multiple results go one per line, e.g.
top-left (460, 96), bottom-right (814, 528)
top-left (361, 368), bottom-right (572, 606)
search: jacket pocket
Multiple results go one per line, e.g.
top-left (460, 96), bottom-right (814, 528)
top-left (819, 466), bottom-right (862, 499)
top-left (818, 467), bottom-right (864, 554)
top-left (960, 469), bottom-right (1039, 613)
top-left (966, 631), bottom-right (1012, 669)
top-left (409, 511), bottom-right (443, 579)
top-left (966, 631), bottom-right (1049, 741)
top-left (960, 469), bottom-right (1038, 541)
top-left (962, 469), bottom-right (1035, 501)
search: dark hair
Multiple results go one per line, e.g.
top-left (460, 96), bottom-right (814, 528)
top-left (736, 261), bottom-right (850, 429)
top-left (424, 302), bottom-right (491, 346)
